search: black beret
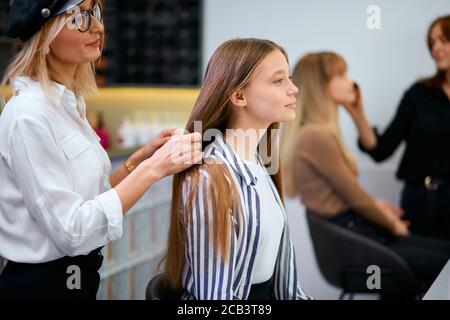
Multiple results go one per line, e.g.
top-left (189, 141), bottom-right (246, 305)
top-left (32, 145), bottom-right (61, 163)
top-left (5, 0), bottom-right (85, 42)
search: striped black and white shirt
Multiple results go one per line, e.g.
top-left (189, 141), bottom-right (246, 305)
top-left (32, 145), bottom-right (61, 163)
top-left (180, 133), bottom-right (312, 300)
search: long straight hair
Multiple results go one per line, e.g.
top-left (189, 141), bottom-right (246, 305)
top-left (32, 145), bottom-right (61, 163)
top-left (1, 5), bottom-right (104, 107)
top-left (423, 15), bottom-right (450, 89)
top-left (281, 52), bottom-right (357, 197)
top-left (165, 38), bottom-right (287, 290)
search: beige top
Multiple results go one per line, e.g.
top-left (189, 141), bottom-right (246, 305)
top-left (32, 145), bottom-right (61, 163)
top-left (292, 124), bottom-right (394, 231)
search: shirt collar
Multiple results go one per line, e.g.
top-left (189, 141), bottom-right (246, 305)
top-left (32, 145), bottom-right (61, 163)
top-left (13, 76), bottom-right (82, 117)
top-left (204, 132), bottom-right (258, 186)
top-left (205, 132), bottom-right (286, 211)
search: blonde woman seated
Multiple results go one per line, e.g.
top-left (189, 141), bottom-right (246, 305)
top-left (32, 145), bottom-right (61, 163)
top-left (281, 52), bottom-right (450, 297)
top-left (164, 38), bottom-right (312, 300)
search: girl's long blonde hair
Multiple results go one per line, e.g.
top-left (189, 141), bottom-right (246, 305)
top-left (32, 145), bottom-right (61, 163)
top-left (1, 8), bottom-right (102, 107)
top-left (281, 52), bottom-right (357, 197)
top-left (165, 38), bottom-right (287, 290)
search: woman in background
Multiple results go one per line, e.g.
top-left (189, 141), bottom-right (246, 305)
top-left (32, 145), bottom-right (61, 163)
top-left (281, 51), bottom-right (450, 297)
top-left (349, 15), bottom-right (450, 240)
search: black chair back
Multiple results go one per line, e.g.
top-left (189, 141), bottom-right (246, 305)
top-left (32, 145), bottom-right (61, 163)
top-left (306, 210), bottom-right (421, 299)
top-left (145, 272), bottom-right (183, 300)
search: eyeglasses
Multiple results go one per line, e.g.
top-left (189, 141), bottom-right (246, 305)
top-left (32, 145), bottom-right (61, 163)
top-left (69, 2), bottom-right (103, 33)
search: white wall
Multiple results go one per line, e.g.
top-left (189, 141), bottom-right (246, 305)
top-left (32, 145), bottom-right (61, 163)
top-left (202, 0), bottom-right (449, 299)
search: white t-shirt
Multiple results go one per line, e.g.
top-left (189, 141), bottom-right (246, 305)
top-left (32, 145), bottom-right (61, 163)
top-left (243, 159), bottom-right (285, 284)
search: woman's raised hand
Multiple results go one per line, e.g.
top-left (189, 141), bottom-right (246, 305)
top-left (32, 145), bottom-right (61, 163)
top-left (342, 82), bottom-right (365, 120)
top-left (144, 131), bottom-right (203, 179)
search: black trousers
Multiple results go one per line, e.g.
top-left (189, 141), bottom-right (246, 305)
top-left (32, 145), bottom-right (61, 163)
top-left (0, 247), bottom-right (103, 300)
top-left (401, 184), bottom-right (450, 240)
top-left (330, 210), bottom-right (450, 292)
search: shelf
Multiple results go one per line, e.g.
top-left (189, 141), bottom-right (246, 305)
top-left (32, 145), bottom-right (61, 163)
top-left (100, 244), bottom-right (166, 280)
top-left (101, 0), bottom-right (202, 86)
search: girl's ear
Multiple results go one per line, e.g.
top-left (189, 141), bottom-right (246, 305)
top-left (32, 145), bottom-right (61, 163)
top-left (229, 89), bottom-right (247, 108)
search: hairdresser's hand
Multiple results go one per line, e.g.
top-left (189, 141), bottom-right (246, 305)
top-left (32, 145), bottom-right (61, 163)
top-left (375, 199), bottom-right (405, 218)
top-left (144, 132), bottom-right (203, 179)
top-left (342, 82), bottom-right (365, 120)
top-left (141, 128), bottom-right (181, 159)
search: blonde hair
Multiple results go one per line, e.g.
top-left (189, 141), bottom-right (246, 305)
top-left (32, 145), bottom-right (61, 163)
top-left (281, 52), bottom-right (357, 197)
top-left (1, 11), bottom-right (100, 108)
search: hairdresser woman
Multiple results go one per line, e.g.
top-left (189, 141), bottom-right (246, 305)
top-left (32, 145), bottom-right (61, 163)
top-left (0, 0), bottom-right (202, 300)
top-left (347, 15), bottom-right (450, 240)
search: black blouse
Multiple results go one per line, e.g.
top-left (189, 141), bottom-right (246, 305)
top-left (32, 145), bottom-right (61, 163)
top-left (359, 81), bottom-right (450, 184)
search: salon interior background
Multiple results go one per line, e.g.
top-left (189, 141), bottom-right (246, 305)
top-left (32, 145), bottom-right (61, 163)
top-left (204, 0), bottom-right (449, 299)
top-left (0, 0), bottom-right (448, 299)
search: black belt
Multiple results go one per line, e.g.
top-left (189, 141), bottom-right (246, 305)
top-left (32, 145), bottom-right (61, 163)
top-left (406, 176), bottom-right (449, 191)
top-left (7, 246), bottom-right (104, 271)
top-left (423, 176), bottom-right (448, 191)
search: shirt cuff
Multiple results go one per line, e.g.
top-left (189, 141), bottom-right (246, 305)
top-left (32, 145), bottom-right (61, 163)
top-left (95, 188), bottom-right (123, 242)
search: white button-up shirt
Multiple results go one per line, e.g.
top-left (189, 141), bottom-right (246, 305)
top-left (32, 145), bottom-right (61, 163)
top-left (0, 76), bottom-right (123, 263)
